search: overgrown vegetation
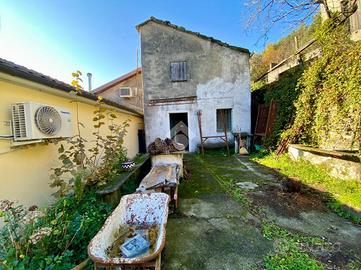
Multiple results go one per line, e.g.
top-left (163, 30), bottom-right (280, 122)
top-left (0, 193), bottom-right (112, 270)
top-left (281, 20), bottom-right (361, 150)
top-left (251, 153), bottom-right (361, 224)
top-left (50, 71), bottom-right (129, 198)
top-left (250, 14), bottom-right (321, 83)
top-left (194, 150), bottom-right (343, 269)
top-left (256, 66), bottom-right (305, 147)
top-left (0, 72), bottom-right (132, 269)
top-left (253, 16), bottom-right (361, 151)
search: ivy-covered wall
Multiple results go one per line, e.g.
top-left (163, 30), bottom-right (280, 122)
top-left (252, 21), bottom-right (360, 152)
top-left (282, 22), bottom-right (361, 151)
top-left (252, 66), bottom-right (304, 148)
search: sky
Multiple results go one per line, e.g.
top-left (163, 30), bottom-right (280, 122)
top-left (0, 0), bottom-right (302, 89)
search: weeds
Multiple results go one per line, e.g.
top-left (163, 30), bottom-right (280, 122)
top-left (251, 153), bottom-right (361, 224)
top-left (195, 154), bottom-right (250, 207)
top-left (262, 223), bottom-right (325, 270)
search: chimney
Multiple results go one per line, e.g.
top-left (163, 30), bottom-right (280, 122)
top-left (87, 73), bottom-right (92, 91)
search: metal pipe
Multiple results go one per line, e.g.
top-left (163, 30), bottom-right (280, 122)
top-left (87, 73), bottom-right (92, 92)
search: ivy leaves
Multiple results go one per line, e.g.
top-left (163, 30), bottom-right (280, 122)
top-left (288, 22), bottom-right (361, 150)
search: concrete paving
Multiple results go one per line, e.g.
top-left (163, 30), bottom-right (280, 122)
top-left (162, 152), bottom-right (361, 270)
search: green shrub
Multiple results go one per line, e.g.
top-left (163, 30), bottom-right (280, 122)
top-left (0, 192), bottom-right (112, 270)
top-left (50, 71), bottom-right (129, 198)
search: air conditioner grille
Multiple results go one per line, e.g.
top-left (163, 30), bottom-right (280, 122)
top-left (35, 106), bottom-right (62, 135)
top-left (12, 104), bottom-right (27, 138)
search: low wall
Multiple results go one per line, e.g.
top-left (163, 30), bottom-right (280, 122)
top-left (288, 144), bottom-right (361, 181)
top-left (96, 155), bottom-right (151, 206)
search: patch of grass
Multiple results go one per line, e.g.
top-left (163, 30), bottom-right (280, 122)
top-left (262, 222), bottom-right (324, 246)
top-left (262, 223), bottom-right (325, 270)
top-left (132, 153), bottom-right (149, 165)
top-left (179, 155), bottom-right (222, 198)
top-left (251, 153), bottom-right (361, 224)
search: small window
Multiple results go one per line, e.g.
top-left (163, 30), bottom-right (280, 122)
top-left (170, 61), bottom-right (187, 82)
top-left (119, 87), bottom-right (132, 97)
top-left (216, 109), bottom-right (232, 132)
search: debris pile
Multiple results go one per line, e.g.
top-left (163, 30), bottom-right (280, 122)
top-left (148, 138), bottom-right (185, 155)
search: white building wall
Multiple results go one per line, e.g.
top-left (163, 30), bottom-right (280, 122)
top-left (144, 77), bottom-right (251, 152)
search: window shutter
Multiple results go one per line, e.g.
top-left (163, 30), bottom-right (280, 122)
top-left (171, 61), bottom-right (187, 81)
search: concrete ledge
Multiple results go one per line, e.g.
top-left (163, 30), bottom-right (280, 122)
top-left (288, 144), bottom-right (361, 181)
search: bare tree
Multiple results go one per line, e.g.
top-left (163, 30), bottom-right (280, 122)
top-left (246, 0), bottom-right (358, 38)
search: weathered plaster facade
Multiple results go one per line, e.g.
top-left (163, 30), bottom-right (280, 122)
top-left (138, 18), bottom-right (251, 152)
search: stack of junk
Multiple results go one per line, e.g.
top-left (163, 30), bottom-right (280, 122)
top-left (88, 138), bottom-right (185, 270)
top-left (147, 137), bottom-right (185, 155)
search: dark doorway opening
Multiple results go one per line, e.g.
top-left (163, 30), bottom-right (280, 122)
top-left (138, 129), bottom-right (146, 153)
top-left (169, 113), bottom-right (189, 151)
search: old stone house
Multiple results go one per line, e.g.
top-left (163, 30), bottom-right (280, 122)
top-left (93, 68), bottom-right (143, 115)
top-left (136, 17), bottom-right (251, 152)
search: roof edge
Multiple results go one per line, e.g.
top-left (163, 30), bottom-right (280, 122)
top-left (0, 58), bottom-right (142, 116)
top-left (92, 67), bottom-right (142, 94)
top-left (136, 17), bottom-right (250, 54)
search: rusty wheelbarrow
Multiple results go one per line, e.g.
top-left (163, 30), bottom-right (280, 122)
top-left (136, 163), bottom-right (180, 209)
top-left (88, 193), bottom-right (170, 269)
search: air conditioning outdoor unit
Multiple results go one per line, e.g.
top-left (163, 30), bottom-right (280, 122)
top-left (11, 102), bottom-right (72, 141)
top-left (119, 87), bottom-right (134, 98)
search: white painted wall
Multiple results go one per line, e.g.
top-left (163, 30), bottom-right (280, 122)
top-left (144, 77), bottom-right (251, 152)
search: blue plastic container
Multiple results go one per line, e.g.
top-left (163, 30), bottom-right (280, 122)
top-left (121, 234), bottom-right (150, 258)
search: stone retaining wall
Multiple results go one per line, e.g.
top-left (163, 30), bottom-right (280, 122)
top-left (288, 144), bottom-right (360, 181)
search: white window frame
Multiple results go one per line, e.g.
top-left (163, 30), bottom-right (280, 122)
top-left (118, 87), bottom-right (133, 98)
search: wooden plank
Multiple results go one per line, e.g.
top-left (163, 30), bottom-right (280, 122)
top-left (180, 61), bottom-right (187, 81)
top-left (170, 62), bottom-right (177, 81)
top-left (197, 111), bottom-right (205, 155)
top-left (253, 105), bottom-right (261, 145)
top-left (255, 104), bottom-right (269, 135)
top-left (155, 254), bottom-right (161, 270)
top-left (71, 259), bottom-right (90, 270)
top-left (221, 110), bottom-right (230, 156)
top-left (265, 100), bottom-right (278, 138)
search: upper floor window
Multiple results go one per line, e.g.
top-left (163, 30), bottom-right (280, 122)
top-left (118, 87), bottom-right (133, 97)
top-left (170, 61), bottom-right (187, 82)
